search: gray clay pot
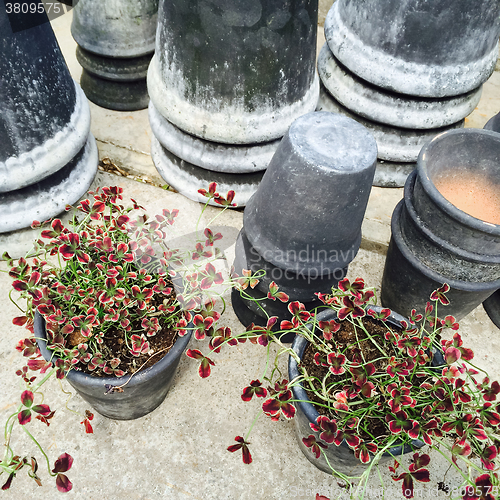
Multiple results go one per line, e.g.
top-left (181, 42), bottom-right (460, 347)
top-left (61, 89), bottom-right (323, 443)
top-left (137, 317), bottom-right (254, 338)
top-left (288, 306), bottom-right (430, 476)
top-left (0, 4), bottom-right (97, 231)
top-left (35, 312), bottom-right (192, 420)
top-left (325, 0), bottom-right (500, 98)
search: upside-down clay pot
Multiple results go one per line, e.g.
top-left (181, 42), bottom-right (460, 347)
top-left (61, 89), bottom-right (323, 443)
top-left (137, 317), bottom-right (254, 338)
top-left (288, 306), bottom-right (430, 475)
top-left (381, 129), bottom-right (500, 320)
top-left (317, 0), bottom-right (500, 187)
top-left (71, 0), bottom-right (158, 110)
top-left (0, 4), bottom-right (98, 234)
top-left (244, 112), bottom-right (376, 276)
top-left (232, 111), bottom-right (376, 331)
top-left (325, 0), bottom-right (500, 98)
top-left (148, 0), bottom-right (319, 206)
top-left (149, 0), bottom-right (319, 144)
top-left (35, 312), bottom-right (192, 420)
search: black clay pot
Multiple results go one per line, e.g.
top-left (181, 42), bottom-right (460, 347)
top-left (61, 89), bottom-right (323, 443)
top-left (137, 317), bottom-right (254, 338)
top-left (72, 0), bottom-right (158, 110)
top-left (34, 312), bottom-right (192, 420)
top-left (325, 0), bottom-right (500, 98)
top-left (483, 291), bottom-right (500, 329)
top-left (381, 129), bottom-right (500, 320)
top-left (244, 112), bottom-right (377, 276)
top-left (232, 112), bottom-right (376, 329)
top-left (233, 228), bottom-right (347, 302)
top-left (288, 306), bottom-right (429, 476)
top-left (0, 4), bottom-right (97, 232)
top-left (148, 0), bottom-right (319, 144)
top-left (484, 112), bottom-right (500, 133)
top-left (318, 0), bottom-right (499, 188)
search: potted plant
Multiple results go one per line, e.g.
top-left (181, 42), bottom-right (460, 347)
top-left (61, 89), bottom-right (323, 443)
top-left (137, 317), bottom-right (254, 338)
top-left (227, 276), bottom-right (500, 499)
top-left (0, 183), bottom-right (236, 492)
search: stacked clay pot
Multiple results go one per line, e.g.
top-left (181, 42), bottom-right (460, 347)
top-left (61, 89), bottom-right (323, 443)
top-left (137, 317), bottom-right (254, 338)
top-left (317, 0), bottom-right (500, 187)
top-left (72, 0), bottom-right (159, 110)
top-left (0, 5), bottom-right (97, 247)
top-left (232, 111), bottom-right (377, 334)
top-left (381, 128), bottom-right (500, 320)
top-left (147, 0), bottom-right (320, 206)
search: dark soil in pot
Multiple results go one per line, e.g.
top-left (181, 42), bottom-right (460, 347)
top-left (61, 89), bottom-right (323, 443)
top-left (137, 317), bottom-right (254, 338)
top-left (35, 311), bottom-right (192, 420)
top-left (300, 315), bottom-right (401, 439)
top-left (64, 290), bottom-right (181, 377)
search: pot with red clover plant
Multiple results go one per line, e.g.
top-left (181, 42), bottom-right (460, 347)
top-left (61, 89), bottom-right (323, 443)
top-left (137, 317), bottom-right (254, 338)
top-left (227, 275), bottom-right (500, 500)
top-left (1, 182), bottom-right (237, 492)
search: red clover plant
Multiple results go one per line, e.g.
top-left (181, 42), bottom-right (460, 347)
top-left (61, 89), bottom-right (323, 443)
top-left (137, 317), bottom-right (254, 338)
top-left (1, 183), bottom-right (236, 491)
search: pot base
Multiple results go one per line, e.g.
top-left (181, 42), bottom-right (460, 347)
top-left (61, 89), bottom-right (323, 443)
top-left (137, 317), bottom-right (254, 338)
top-left (231, 288), bottom-right (296, 343)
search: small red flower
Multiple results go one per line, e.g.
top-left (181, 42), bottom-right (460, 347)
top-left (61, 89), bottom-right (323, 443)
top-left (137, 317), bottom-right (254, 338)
top-left (262, 391), bottom-right (296, 420)
top-left (451, 437), bottom-right (472, 465)
top-left (209, 326), bottom-right (236, 353)
top-left (310, 415), bottom-right (338, 444)
top-left (234, 269), bottom-right (259, 290)
top-left (318, 320), bottom-right (340, 341)
top-left (52, 453), bottom-right (73, 493)
top-left (200, 263), bottom-right (224, 290)
top-left (302, 435), bottom-right (327, 459)
top-left (338, 296), bottom-right (365, 320)
top-left (392, 453), bottom-right (430, 499)
top-left (186, 349), bottom-right (215, 378)
top-left (198, 182), bottom-right (219, 199)
top-left (204, 228), bottom-right (222, 246)
top-left (80, 410), bottom-right (94, 434)
top-left (227, 436), bottom-right (252, 464)
top-left (58, 233), bottom-right (90, 264)
top-left (241, 380), bottom-right (268, 402)
top-left (327, 352), bottom-right (346, 375)
top-left (462, 473), bottom-right (498, 500)
top-left (354, 441), bottom-right (378, 463)
top-left (267, 281), bottom-right (289, 302)
top-left (192, 314), bottom-right (214, 340)
top-left (430, 283), bottom-right (450, 305)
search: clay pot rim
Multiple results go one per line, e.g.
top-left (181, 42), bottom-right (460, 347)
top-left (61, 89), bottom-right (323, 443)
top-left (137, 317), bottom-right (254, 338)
top-left (404, 170), bottom-right (500, 264)
top-left (34, 310), bottom-right (193, 390)
top-left (391, 201), bottom-right (500, 292)
top-left (417, 128), bottom-right (500, 235)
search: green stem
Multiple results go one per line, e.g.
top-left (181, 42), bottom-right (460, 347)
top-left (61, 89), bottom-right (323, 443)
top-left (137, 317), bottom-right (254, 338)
top-left (21, 426), bottom-right (55, 478)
